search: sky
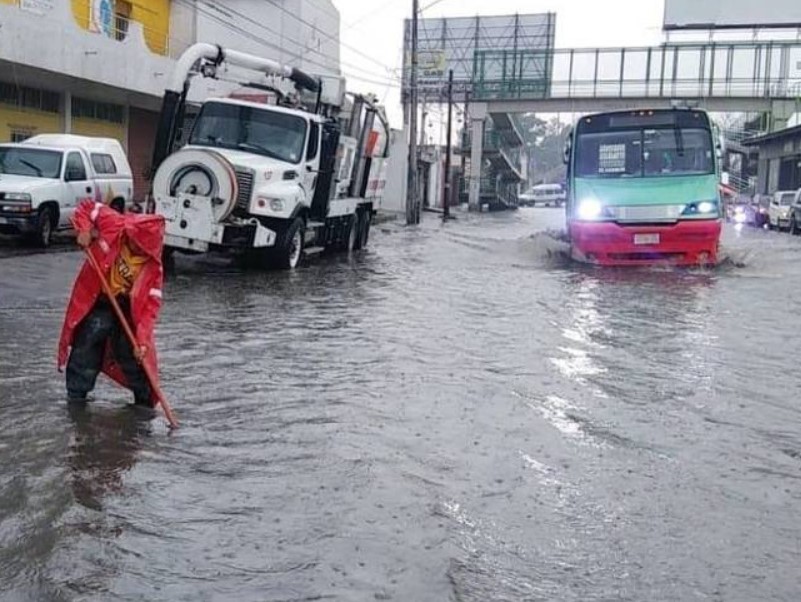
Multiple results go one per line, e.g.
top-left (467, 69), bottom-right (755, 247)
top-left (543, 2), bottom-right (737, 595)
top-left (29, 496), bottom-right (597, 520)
top-left (332, 0), bottom-right (667, 126)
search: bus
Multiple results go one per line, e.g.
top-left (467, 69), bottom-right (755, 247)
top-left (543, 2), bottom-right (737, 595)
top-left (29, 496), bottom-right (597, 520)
top-left (564, 109), bottom-right (723, 266)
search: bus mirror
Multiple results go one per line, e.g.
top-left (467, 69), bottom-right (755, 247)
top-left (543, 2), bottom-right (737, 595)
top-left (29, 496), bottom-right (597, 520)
top-left (563, 131), bottom-right (573, 165)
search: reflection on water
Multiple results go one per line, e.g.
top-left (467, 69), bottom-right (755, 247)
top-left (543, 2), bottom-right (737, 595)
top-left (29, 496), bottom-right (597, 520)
top-left (66, 404), bottom-right (151, 512)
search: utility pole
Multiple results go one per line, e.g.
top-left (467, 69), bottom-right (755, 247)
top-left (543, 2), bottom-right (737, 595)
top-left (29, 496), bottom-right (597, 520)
top-left (460, 90), bottom-right (470, 204)
top-left (406, 0), bottom-right (420, 225)
top-left (443, 70), bottom-right (454, 221)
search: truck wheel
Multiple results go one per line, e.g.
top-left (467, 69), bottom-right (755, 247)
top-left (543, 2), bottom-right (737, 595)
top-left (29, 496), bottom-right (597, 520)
top-left (162, 247), bottom-right (176, 273)
top-left (32, 206), bottom-right (54, 248)
top-left (346, 214), bottom-right (359, 252)
top-left (354, 211), bottom-right (371, 250)
top-left (273, 217), bottom-right (304, 269)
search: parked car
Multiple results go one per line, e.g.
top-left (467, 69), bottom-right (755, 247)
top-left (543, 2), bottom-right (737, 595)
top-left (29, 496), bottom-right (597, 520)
top-left (0, 135), bottom-right (133, 246)
top-left (520, 183), bottom-right (565, 207)
top-left (788, 190), bottom-right (801, 235)
top-left (768, 190), bottom-right (797, 231)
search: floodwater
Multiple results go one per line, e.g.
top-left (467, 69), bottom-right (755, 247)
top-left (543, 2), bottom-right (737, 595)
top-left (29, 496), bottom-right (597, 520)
top-left (1, 209), bottom-right (800, 601)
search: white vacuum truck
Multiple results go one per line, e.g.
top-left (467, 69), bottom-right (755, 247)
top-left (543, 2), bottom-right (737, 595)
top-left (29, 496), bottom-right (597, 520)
top-left (150, 43), bottom-right (391, 269)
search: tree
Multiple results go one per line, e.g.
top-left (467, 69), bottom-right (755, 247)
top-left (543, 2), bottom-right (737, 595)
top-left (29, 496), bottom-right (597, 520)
top-left (517, 113), bottom-right (569, 187)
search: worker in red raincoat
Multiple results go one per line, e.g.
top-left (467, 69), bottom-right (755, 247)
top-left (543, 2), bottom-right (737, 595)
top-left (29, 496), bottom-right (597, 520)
top-left (58, 200), bottom-right (166, 407)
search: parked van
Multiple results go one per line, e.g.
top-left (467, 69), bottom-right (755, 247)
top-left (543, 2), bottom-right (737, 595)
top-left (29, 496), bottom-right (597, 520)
top-left (0, 135), bottom-right (133, 246)
top-left (768, 190), bottom-right (797, 231)
top-left (520, 183), bottom-right (565, 207)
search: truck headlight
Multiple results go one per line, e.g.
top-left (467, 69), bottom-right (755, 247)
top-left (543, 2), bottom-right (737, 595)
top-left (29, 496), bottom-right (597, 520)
top-left (4, 193), bottom-right (32, 202)
top-left (1, 193), bottom-right (32, 213)
top-left (256, 197), bottom-right (285, 212)
top-left (577, 198), bottom-right (603, 220)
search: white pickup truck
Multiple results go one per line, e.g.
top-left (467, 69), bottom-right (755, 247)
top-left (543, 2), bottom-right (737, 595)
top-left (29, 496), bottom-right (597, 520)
top-left (0, 135), bottom-right (133, 246)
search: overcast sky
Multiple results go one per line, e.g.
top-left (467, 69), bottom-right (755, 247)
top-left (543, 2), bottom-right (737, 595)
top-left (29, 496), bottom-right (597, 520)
top-left (332, 0), bottom-right (666, 125)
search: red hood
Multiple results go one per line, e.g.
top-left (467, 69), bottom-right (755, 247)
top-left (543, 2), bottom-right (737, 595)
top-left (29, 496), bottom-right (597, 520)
top-left (123, 214), bottom-right (165, 262)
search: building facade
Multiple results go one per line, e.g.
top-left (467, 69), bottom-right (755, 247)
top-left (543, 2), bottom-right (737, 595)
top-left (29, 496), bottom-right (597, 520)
top-left (744, 125), bottom-right (801, 194)
top-left (0, 0), bottom-right (340, 199)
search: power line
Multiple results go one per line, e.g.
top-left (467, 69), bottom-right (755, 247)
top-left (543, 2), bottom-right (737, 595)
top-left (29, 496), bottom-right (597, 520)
top-left (187, 0), bottom-right (399, 85)
top-left (260, 0), bottom-right (398, 75)
top-left (173, 0), bottom-right (402, 88)
top-left (420, 0), bottom-right (450, 12)
top-left (343, 0), bottom-right (397, 31)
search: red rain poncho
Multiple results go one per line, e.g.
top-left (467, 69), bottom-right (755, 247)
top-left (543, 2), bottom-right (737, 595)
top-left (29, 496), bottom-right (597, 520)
top-left (58, 201), bottom-right (166, 402)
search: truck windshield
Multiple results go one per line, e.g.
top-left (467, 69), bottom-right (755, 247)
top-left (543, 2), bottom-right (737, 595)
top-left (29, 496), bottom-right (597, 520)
top-left (189, 102), bottom-right (307, 165)
top-left (575, 128), bottom-right (714, 178)
top-left (0, 147), bottom-right (62, 178)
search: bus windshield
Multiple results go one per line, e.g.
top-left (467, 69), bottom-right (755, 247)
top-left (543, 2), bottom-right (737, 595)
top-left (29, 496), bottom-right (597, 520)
top-left (575, 127), bottom-right (714, 179)
top-left (190, 102), bottom-right (307, 165)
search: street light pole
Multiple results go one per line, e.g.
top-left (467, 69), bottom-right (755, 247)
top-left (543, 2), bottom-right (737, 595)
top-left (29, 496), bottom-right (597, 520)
top-left (406, 0), bottom-right (420, 225)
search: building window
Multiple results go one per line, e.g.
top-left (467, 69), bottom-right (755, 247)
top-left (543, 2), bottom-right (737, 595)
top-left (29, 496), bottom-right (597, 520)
top-left (0, 81), bottom-right (60, 114)
top-left (10, 131), bottom-right (32, 143)
top-left (73, 97), bottom-right (125, 124)
top-left (114, 0), bottom-right (131, 42)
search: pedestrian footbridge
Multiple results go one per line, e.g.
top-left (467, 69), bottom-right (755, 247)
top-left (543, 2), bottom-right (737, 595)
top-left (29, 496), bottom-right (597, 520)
top-left (467, 40), bottom-right (801, 208)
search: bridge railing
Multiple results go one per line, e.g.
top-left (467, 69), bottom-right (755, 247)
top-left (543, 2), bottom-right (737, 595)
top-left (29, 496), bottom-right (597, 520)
top-left (473, 42), bottom-right (801, 101)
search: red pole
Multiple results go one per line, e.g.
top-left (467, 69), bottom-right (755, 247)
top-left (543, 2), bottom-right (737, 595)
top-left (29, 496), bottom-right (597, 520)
top-left (81, 247), bottom-right (179, 429)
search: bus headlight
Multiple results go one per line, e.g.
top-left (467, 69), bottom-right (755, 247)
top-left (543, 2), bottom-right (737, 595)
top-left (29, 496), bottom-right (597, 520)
top-left (577, 198), bottom-right (603, 220)
top-left (697, 201), bottom-right (716, 214)
top-left (683, 201), bottom-right (718, 216)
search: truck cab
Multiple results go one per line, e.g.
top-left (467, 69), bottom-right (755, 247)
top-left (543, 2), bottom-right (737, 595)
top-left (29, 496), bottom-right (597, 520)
top-left (183, 99), bottom-right (321, 220)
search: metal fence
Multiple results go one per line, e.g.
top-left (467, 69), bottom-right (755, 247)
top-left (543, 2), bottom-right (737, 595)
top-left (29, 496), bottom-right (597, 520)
top-left (473, 42), bottom-right (801, 101)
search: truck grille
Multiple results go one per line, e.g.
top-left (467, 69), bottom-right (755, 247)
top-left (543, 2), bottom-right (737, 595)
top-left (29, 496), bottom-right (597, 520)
top-left (235, 169), bottom-right (254, 212)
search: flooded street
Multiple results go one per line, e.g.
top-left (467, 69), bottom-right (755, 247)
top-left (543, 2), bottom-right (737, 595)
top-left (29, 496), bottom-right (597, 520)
top-left (1, 209), bottom-right (801, 601)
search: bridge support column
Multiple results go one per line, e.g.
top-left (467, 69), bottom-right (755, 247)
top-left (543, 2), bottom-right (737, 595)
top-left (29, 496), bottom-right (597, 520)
top-left (770, 100), bottom-right (797, 132)
top-left (468, 103), bottom-right (488, 212)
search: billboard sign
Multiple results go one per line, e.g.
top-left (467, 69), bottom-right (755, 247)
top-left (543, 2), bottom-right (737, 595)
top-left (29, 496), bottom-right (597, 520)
top-left (403, 13), bottom-right (556, 102)
top-left (664, 0), bottom-right (801, 30)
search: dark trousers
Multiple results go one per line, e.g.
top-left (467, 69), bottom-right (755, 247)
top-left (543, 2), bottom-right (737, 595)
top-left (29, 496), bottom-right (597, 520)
top-left (66, 297), bottom-right (152, 405)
